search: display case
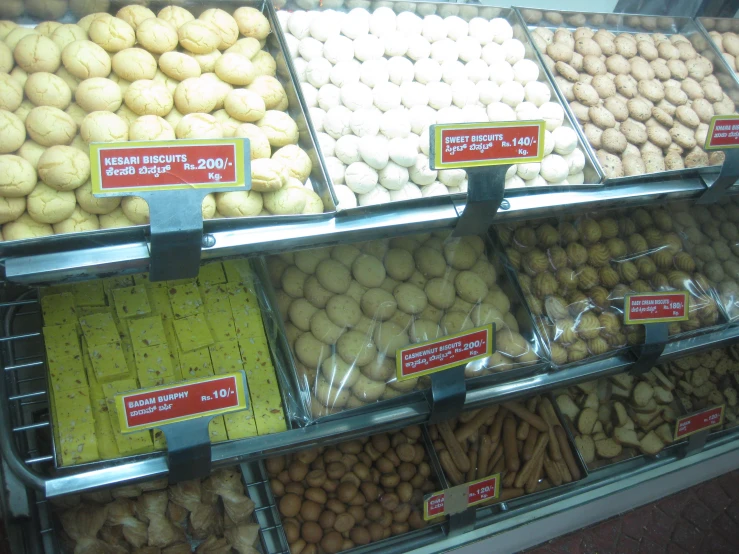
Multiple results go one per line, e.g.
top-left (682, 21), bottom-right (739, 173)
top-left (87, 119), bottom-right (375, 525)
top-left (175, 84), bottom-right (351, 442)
top-left (2, 2), bottom-right (739, 554)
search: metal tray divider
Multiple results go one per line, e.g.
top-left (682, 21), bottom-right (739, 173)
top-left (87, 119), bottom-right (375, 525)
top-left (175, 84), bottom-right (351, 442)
top-left (240, 460), bottom-right (291, 554)
top-left (512, 7), bottom-right (739, 188)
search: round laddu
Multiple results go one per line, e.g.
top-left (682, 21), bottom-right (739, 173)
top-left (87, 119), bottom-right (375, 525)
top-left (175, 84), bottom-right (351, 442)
top-left (0, 155), bottom-right (36, 198)
top-left (37, 146), bottom-right (90, 192)
top-left (74, 77), bottom-right (122, 112)
top-left (178, 20), bottom-right (220, 54)
top-left (112, 48), bottom-right (157, 82)
top-left (75, 181), bottom-right (120, 215)
top-left (2, 213), bottom-right (53, 240)
top-left (80, 111), bottom-right (128, 143)
top-left (0, 73), bottom-right (23, 111)
top-left (272, 145), bottom-right (312, 183)
top-left (14, 34), bottom-right (61, 73)
top-left (234, 7), bottom-right (271, 40)
top-left (216, 190), bottom-right (263, 217)
top-left (88, 16), bottom-right (136, 52)
top-left (257, 111), bottom-right (299, 147)
top-left (23, 72), bottom-right (71, 110)
top-left (158, 52), bottom-right (201, 81)
top-left (135, 18), bottom-right (178, 55)
top-left (62, 40), bottom-right (111, 79)
top-left (0, 110), bottom-right (25, 154)
top-left (27, 182), bottom-right (76, 224)
top-left (26, 106), bottom-right (77, 147)
top-left (199, 8), bottom-right (239, 50)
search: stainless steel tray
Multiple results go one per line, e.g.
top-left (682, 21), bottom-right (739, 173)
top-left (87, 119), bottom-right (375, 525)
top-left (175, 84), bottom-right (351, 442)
top-left (515, 7), bottom-right (739, 188)
top-left (0, 0), bottom-right (337, 260)
top-left (274, 0), bottom-right (603, 215)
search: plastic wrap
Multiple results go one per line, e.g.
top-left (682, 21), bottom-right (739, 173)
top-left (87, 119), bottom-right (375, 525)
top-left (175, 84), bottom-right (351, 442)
top-left (428, 394), bottom-right (584, 505)
top-left (265, 425), bottom-right (440, 553)
top-left (264, 231), bottom-right (543, 420)
top-left (665, 199), bottom-right (739, 322)
top-left (496, 206), bottom-right (724, 368)
top-left (520, 8), bottom-right (739, 181)
top-left (275, 1), bottom-right (598, 211)
top-left (52, 467), bottom-right (259, 553)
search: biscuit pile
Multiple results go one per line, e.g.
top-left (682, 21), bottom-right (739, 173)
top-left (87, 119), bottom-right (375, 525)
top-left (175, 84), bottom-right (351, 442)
top-left (529, 16), bottom-right (736, 178)
top-left (497, 206), bottom-right (721, 366)
top-left (277, 3), bottom-right (589, 208)
top-left (267, 232), bottom-right (538, 418)
top-left (0, 3), bottom-right (323, 241)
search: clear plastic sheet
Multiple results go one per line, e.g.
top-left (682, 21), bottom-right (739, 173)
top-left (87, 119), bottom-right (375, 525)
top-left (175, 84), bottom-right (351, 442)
top-left (519, 8), bottom-right (739, 181)
top-left (264, 231), bottom-right (543, 421)
top-left (555, 346), bottom-right (739, 471)
top-left (428, 394), bottom-right (584, 504)
top-left (666, 199), bottom-right (739, 322)
top-left (264, 425), bottom-right (440, 552)
top-left (495, 205), bottom-right (724, 368)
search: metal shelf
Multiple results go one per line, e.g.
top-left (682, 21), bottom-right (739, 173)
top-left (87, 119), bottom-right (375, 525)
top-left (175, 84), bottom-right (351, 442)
top-left (3, 179), bottom-right (707, 286)
top-left (3, 282), bottom-right (737, 498)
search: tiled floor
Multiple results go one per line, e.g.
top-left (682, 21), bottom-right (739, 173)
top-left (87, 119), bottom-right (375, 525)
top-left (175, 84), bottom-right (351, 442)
top-left (524, 470), bottom-right (739, 554)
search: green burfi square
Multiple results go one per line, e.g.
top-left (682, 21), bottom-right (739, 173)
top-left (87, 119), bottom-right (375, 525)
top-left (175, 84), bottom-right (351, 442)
top-left (89, 342), bottom-right (130, 383)
top-left (198, 262), bottom-right (227, 287)
top-left (174, 314), bottom-right (214, 352)
top-left (39, 283), bottom-right (75, 298)
top-left (180, 347), bottom-right (214, 379)
top-left (106, 400), bottom-right (153, 454)
top-left (134, 344), bottom-right (175, 388)
top-left (209, 340), bottom-right (244, 375)
top-left (81, 339), bottom-right (104, 401)
top-left (113, 286), bottom-right (152, 319)
top-left (72, 281), bottom-right (106, 307)
top-left (148, 288), bottom-right (174, 320)
top-left (200, 283), bottom-right (231, 313)
top-left (168, 281), bottom-right (204, 319)
top-left (102, 378), bottom-right (138, 398)
top-left (232, 308), bottom-right (267, 340)
top-left (223, 259), bottom-right (254, 284)
top-left (103, 276), bottom-right (135, 291)
top-left (77, 306), bottom-right (113, 317)
top-left (41, 293), bottom-right (77, 326)
top-left (49, 357), bottom-right (87, 393)
top-left (239, 335), bottom-right (271, 371)
top-left (43, 323), bottom-right (81, 364)
top-left (121, 340), bottom-right (137, 381)
top-left (205, 311), bottom-right (237, 342)
top-left (79, 312), bottom-right (119, 347)
top-left (209, 415), bottom-right (228, 443)
top-left (228, 283), bottom-right (259, 312)
top-left (57, 421), bottom-right (99, 466)
top-left (128, 316), bottom-right (166, 349)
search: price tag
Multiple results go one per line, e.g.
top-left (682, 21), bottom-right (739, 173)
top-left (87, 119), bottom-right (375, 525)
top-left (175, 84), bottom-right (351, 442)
top-left (116, 372), bottom-right (248, 433)
top-left (674, 405), bottom-right (725, 440)
top-left (704, 115), bottom-right (739, 150)
top-left (396, 324), bottom-right (493, 381)
top-left (423, 474), bottom-right (500, 520)
top-left (90, 138), bottom-right (250, 195)
top-left (624, 292), bottom-right (689, 325)
top-left (429, 121), bottom-right (545, 169)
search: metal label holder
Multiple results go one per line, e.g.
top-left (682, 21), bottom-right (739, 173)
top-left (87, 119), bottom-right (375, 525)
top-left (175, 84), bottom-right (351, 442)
top-left (683, 429), bottom-right (709, 458)
top-left (453, 166), bottom-right (509, 237)
top-left (697, 148), bottom-right (739, 204)
top-left (630, 322), bottom-right (668, 375)
top-left (160, 416), bottom-right (214, 483)
top-left (428, 365), bottom-right (467, 425)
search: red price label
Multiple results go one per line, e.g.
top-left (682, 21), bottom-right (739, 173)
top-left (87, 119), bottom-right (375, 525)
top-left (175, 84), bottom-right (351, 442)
top-left (466, 475), bottom-right (500, 506)
top-left (396, 325), bottom-right (493, 381)
top-left (624, 292), bottom-right (689, 325)
top-left (705, 116), bottom-right (739, 149)
top-left (430, 121), bottom-right (545, 169)
top-left (675, 405), bottom-right (725, 440)
top-left (423, 473), bottom-right (500, 520)
top-left (115, 373), bottom-right (248, 432)
top-left (90, 139), bottom-right (248, 195)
